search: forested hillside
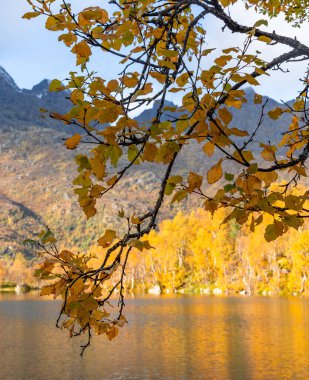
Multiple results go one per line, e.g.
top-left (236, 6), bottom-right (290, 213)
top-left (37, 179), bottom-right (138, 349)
top-left (0, 66), bottom-right (303, 262)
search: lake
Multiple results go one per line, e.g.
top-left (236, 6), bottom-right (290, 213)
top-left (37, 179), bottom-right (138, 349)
top-left (0, 294), bottom-right (309, 380)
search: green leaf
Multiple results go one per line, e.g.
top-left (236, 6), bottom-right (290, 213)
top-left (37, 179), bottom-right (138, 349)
top-left (224, 184), bottom-right (235, 193)
top-left (254, 19), bottom-right (268, 28)
top-left (171, 190), bottom-right (187, 204)
top-left (107, 145), bottom-right (122, 167)
top-left (128, 145), bottom-right (139, 163)
top-left (224, 173), bottom-right (234, 181)
top-left (49, 79), bottom-right (63, 92)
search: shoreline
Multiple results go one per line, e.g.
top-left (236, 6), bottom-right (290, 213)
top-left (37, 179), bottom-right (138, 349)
top-left (0, 284), bottom-right (306, 297)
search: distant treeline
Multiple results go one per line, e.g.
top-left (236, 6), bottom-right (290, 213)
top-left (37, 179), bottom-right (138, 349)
top-left (2, 206), bottom-right (308, 296)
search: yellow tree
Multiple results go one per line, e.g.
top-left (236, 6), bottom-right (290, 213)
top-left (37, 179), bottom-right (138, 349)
top-left (23, 0), bottom-right (308, 354)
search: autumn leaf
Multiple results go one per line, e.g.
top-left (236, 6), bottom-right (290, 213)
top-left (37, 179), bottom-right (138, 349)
top-left (116, 315), bottom-right (128, 327)
top-left (49, 79), bottom-right (63, 92)
top-left (268, 107), bottom-right (282, 120)
top-left (72, 41), bottom-right (92, 58)
top-left (254, 93), bottom-right (263, 104)
top-left (207, 159), bottom-right (223, 184)
top-left (98, 230), bottom-right (117, 247)
top-left (143, 143), bottom-right (158, 162)
top-left (187, 171), bottom-right (203, 193)
top-left (171, 190), bottom-right (188, 204)
top-left (218, 108), bottom-right (232, 125)
top-left (258, 35), bottom-right (272, 44)
top-left (214, 55), bottom-right (233, 67)
top-left (129, 239), bottom-right (153, 251)
top-left (106, 325), bottom-right (119, 341)
top-left (203, 142), bottom-right (215, 157)
top-left (204, 199), bottom-right (218, 215)
top-left (65, 134), bottom-right (81, 150)
top-left (149, 71), bottom-right (167, 84)
top-left (23, 12), bottom-right (40, 19)
top-left (40, 285), bottom-right (54, 296)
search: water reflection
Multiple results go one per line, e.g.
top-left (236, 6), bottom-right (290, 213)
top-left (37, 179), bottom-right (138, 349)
top-left (0, 295), bottom-right (309, 380)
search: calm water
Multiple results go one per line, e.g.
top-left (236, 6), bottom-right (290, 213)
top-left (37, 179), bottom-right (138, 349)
top-left (0, 294), bottom-right (309, 380)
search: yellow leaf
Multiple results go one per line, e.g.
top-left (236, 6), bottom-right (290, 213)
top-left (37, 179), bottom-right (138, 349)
top-left (23, 12), bottom-right (40, 19)
top-left (107, 79), bottom-right (119, 91)
top-left (254, 94), bottom-right (262, 104)
top-left (245, 175), bottom-right (262, 193)
top-left (90, 155), bottom-right (105, 180)
top-left (293, 165), bottom-right (307, 177)
top-left (90, 184), bottom-right (105, 198)
top-left (158, 60), bottom-right (176, 70)
top-left (116, 315), bottom-right (127, 327)
top-left (98, 229), bottom-right (116, 247)
top-left (245, 75), bottom-right (259, 86)
top-left (49, 79), bottom-right (63, 92)
top-left (220, 0), bottom-right (232, 6)
top-left (214, 55), bottom-right (232, 67)
top-left (218, 107), bottom-right (232, 125)
top-left (149, 71), bottom-right (166, 84)
top-left (45, 16), bottom-right (59, 30)
top-left (106, 175), bottom-right (118, 186)
top-left (71, 278), bottom-right (85, 296)
top-left (169, 88), bottom-right (185, 93)
top-left (143, 143), bottom-right (158, 162)
top-left (129, 239), bottom-right (153, 251)
top-left (268, 107), bottom-right (282, 120)
top-left (207, 159), bottom-right (223, 184)
top-left (225, 99), bottom-right (243, 109)
top-left (92, 309), bottom-right (105, 321)
top-left (176, 73), bottom-right (189, 87)
top-left (62, 318), bottom-right (75, 329)
top-left (171, 190), bottom-right (187, 204)
top-left (202, 142), bottom-right (215, 157)
top-left (83, 201), bottom-right (97, 219)
top-left (72, 41), bottom-right (92, 58)
top-left (40, 285), bottom-right (54, 296)
top-left (131, 215), bottom-right (141, 224)
top-left (187, 171), bottom-right (203, 193)
top-left (131, 47), bottom-right (144, 53)
top-left (65, 134), bottom-right (81, 150)
top-left (255, 171), bottom-right (278, 186)
top-left (106, 325), bottom-right (119, 341)
top-left (261, 149), bottom-right (274, 161)
top-left (204, 199), bottom-right (218, 215)
top-left (153, 28), bottom-right (164, 39)
top-left (255, 67), bottom-right (269, 76)
top-left (122, 75), bottom-right (139, 88)
top-left (258, 35), bottom-right (272, 44)
top-left (229, 128), bottom-right (249, 137)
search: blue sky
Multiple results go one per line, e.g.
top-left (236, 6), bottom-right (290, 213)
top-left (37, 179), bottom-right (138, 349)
top-left (0, 1), bottom-right (308, 102)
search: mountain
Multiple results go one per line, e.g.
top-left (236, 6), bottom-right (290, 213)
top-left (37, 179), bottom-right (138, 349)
top-left (0, 194), bottom-right (44, 259)
top-left (0, 67), bottom-right (296, 259)
top-left (0, 66), bottom-right (70, 131)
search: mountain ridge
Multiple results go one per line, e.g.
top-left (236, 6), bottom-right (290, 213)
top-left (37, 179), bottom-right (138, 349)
top-left (0, 65), bottom-right (292, 141)
top-left (0, 66), bottom-right (295, 259)
top-left (0, 66), bottom-right (71, 132)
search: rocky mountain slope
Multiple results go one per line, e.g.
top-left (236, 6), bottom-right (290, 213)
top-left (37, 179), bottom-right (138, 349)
top-left (0, 66), bottom-right (70, 131)
top-left (0, 66), bottom-right (294, 258)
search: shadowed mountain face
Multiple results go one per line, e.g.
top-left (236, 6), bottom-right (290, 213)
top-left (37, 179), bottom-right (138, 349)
top-left (0, 66), bottom-right (71, 132)
top-left (0, 194), bottom-right (44, 259)
top-left (0, 65), bottom-right (292, 145)
top-left (0, 66), bottom-right (294, 258)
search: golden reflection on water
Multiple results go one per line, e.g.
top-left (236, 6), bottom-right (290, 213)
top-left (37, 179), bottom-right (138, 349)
top-left (0, 295), bottom-right (309, 380)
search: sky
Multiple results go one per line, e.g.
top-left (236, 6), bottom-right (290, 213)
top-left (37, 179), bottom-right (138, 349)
top-left (0, 0), bottom-right (308, 103)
